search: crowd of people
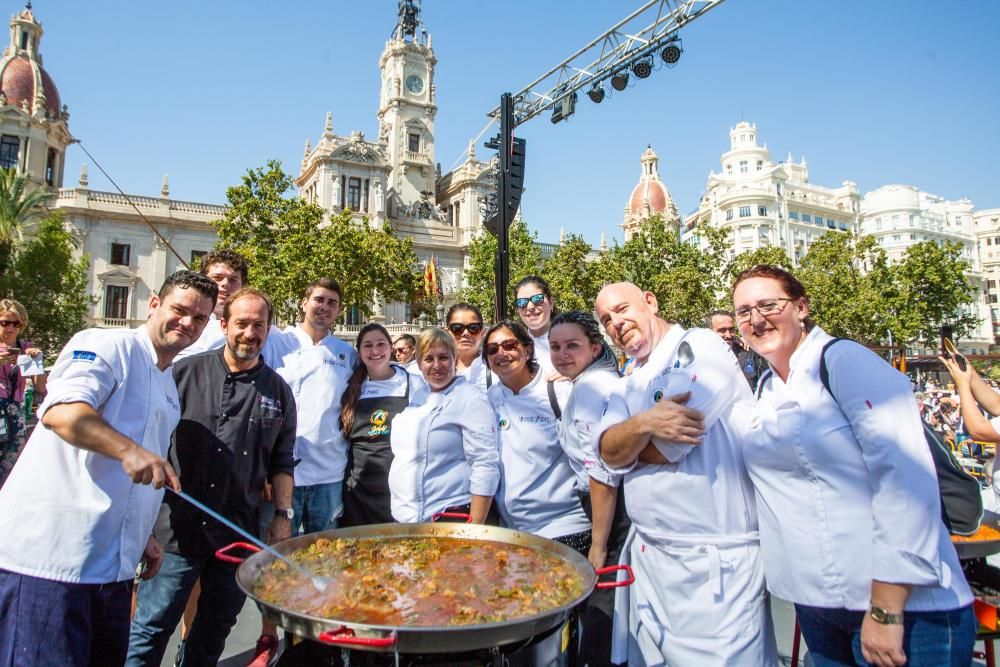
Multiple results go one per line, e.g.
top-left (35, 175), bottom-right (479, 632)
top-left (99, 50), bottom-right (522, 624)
top-left (0, 249), bottom-right (982, 667)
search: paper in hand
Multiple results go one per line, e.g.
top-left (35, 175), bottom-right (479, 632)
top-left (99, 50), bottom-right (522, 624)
top-left (16, 353), bottom-right (44, 376)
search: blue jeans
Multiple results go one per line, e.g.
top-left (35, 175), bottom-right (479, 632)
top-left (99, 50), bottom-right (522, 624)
top-left (794, 603), bottom-right (976, 666)
top-left (0, 569), bottom-right (132, 667)
top-left (126, 551), bottom-right (246, 667)
top-left (292, 481), bottom-right (343, 534)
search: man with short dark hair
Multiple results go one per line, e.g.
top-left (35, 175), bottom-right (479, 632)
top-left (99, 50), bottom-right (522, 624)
top-left (0, 270), bottom-right (216, 666)
top-left (393, 333), bottom-right (417, 367)
top-left (176, 248), bottom-right (249, 360)
top-left (708, 309), bottom-right (765, 390)
top-left (126, 288), bottom-right (296, 667)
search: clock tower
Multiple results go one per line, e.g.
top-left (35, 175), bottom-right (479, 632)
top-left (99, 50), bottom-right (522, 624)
top-left (378, 0), bottom-right (437, 212)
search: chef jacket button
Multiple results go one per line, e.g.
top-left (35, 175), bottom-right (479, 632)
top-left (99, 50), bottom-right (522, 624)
top-left (210, 483), bottom-right (215, 488)
top-left (217, 448), bottom-right (222, 453)
top-left (243, 451), bottom-right (248, 456)
top-left (201, 521), bottom-right (207, 526)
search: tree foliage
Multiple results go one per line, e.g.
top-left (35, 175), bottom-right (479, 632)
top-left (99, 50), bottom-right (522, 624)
top-left (0, 168), bottom-right (54, 280)
top-left (461, 221), bottom-right (542, 321)
top-left (2, 212), bottom-right (90, 356)
top-left (212, 161), bottom-right (420, 323)
top-left (541, 234), bottom-right (600, 313)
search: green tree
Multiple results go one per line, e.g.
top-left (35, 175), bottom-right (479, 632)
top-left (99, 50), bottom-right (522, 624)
top-left (890, 240), bottom-right (978, 347)
top-left (0, 167), bottom-right (54, 278)
top-left (541, 234), bottom-right (600, 313)
top-left (592, 217), bottom-right (727, 326)
top-left (212, 161), bottom-right (420, 323)
top-left (461, 221), bottom-right (542, 321)
top-left (723, 246), bottom-right (794, 290)
top-left (0, 212), bottom-right (90, 355)
top-left (797, 232), bottom-right (895, 344)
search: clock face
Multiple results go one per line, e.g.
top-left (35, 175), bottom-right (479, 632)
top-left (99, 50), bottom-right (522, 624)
top-left (405, 75), bottom-right (424, 94)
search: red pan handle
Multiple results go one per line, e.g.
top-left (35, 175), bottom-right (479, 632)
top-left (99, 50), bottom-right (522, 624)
top-left (595, 563), bottom-right (635, 589)
top-left (432, 512), bottom-right (473, 523)
top-left (214, 541), bottom-right (261, 564)
top-left (318, 627), bottom-right (398, 647)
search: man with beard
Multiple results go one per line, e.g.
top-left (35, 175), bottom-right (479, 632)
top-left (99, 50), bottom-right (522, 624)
top-left (708, 309), bottom-right (765, 390)
top-left (0, 270), bottom-right (216, 667)
top-left (595, 282), bottom-right (777, 666)
top-left (126, 288), bottom-right (296, 667)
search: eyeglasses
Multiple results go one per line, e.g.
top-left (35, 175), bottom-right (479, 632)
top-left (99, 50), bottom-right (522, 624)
top-left (485, 339), bottom-right (520, 356)
top-left (447, 322), bottom-right (483, 336)
top-left (0, 320), bottom-right (22, 329)
top-left (734, 298), bottom-right (795, 323)
top-left (514, 293), bottom-right (546, 309)
top-left (393, 346), bottom-right (412, 354)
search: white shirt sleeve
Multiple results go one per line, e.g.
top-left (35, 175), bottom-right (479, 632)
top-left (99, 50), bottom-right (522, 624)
top-left (458, 385), bottom-right (500, 497)
top-left (38, 332), bottom-right (122, 418)
top-left (596, 381), bottom-right (638, 474)
top-left (826, 341), bottom-right (945, 586)
top-left (571, 376), bottom-right (620, 486)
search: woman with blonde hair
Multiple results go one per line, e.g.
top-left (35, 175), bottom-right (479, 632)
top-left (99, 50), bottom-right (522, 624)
top-left (389, 327), bottom-right (499, 523)
top-left (0, 298), bottom-right (41, 487)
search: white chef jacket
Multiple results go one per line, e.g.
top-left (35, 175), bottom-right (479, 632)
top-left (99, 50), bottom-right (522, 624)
top-left (458, 356), bottom-right (493, 393)
top-left (598, 325), bottom-right (758, 538)
top-left (0, 326), bottom-right (179, 583)
top-left (264, 326), bottom-right (356, 486)
top-left (173, 315), bottom-right (225, 361)
top-left (389, 377), bottom-right (500, 523)
top-left (560, 367), bottom-right (623, 490)
top-left (531, 331), bottom-right (555, 377)
top-left (488, 370), bottom-right (590, 538)
top-left (360, 364), bottom-right (419, 399)
top-left (746, 326), bottom-right (972, 611)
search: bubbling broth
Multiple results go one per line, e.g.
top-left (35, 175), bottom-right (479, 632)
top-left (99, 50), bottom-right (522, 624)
top-left (253, 536), bottom-right (586, 627)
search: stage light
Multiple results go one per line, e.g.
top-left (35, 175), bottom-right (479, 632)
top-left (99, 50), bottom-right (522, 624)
top-left (661, 38), bottom-right (682, 65)
top-left (587, 85), bottom-right (605, 103)
top-left (632, 58), bottom-right (653, 79)
top-left (610, 70), bottom-right (629, 91)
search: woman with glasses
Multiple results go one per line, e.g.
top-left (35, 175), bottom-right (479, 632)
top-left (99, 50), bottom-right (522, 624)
top-left (339, 323), bottom-right (422, 526)
top-left (549, 311), bottom-right (630, 667)
top-left (445, 303), bottom-right (491, 390)
top-left (389, 328), bottom-right (499, 524)
top-left (733, 265), bottom-right (974, 667)
top-left (0, 299), bottom-right (41, 488)
top-left (513, 275), bottom-right (557, 376)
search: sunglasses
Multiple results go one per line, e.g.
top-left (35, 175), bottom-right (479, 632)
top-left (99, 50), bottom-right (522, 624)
top-left (485, 339), bottom-right (520, 356)
top-left (447, 322), bottom-right (483, 336)
top-left (0, 320), bottom-right (21, 329)
top-left (393, 346), bottom-right (412, 354)
top-left (514, 293), bottom-right (546, 309)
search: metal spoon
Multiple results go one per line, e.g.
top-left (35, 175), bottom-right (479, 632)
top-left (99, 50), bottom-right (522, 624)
top-left (677, 341), bottom-right (695, 368)
top-left (166, 487), bottom-right (330, 592)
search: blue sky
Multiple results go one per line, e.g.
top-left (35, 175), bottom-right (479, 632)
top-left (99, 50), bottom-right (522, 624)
top-left (33, 0), bottom-right (1000, 246)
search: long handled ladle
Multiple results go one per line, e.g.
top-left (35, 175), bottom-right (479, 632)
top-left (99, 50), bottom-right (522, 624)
top-left (166, 486), bottom-right (330, 592)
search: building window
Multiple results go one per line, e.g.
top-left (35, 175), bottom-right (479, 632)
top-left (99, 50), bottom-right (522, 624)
top-left (190, 250), bottom-right (207, 267)
top-left (989, 238), bottom-right (994, 246)
top-left (838, 222), bottom-right (848, 231)
top-left (340, 175), bottom-right (346, 209)
top-left (827, 219), bottom-right (836, 229)
top-left (758, 205), bottom-right (767, 216)
top-left (45, 148), bottom-right (56, 186)
top-left (408, 133), bottom-right (420, 153)
top-left (0, 135), bottom-right (18, 170)
top-left (454, 201), bottom-right (460, 225)
top-left (739, 206), bottom-right (751, 218)
top-left (739, 160), bottom-right (748, 174)
top-left (988, 279), bottom-right (996, 289)
top-left (756, 160), bottom-right (763, 171)
top-left (19, 31), bottom-right (27, 50)
top-left (725, 164), bottom-right (732, 175)
top-left (104, 285), bottom-right (129, 321)
top-left (802, 214), bottom-right (812, 223)
top-left (910, 233), bottom-right (917, 240)
top-left (363, 179), bottom-right (370, 212)
top-left (725, 208), bottom-right (734, 221)
top-left (788, 211), bottom-right (799, 220)
top-left (347, 177), bottom-right (362, 211)
top-left (110, 243), bottom-right (131, 266)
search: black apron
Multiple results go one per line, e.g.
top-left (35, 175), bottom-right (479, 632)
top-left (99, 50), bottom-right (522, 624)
top-left (341, 371), bottom-right (410, 527)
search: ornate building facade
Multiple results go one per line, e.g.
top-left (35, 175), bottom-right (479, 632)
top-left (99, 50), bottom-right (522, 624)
top-left (974, 208), bottom-right (1000, 347)
top-left (683, 121), bottom-right (861, 265)
top-left (621, 145), bottom-right (679, 240)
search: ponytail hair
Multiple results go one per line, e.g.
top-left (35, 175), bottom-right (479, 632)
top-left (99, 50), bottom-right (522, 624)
top-left (339, 323), bottom-right (392, 438)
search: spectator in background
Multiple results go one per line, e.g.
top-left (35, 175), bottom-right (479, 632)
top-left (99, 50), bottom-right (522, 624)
top-left (175, 249), bottom-right (248, 361)
top-left (940, 352), bottom-right (1000, 445)
top-left (392, 334), bottom-right (417, 368)
top-left (0, 298), bottom-right (43, 487)
top-left (708, 309), bottom-right (765, 390)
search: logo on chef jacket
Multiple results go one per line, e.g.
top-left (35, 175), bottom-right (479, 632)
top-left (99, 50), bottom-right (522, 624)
top-left (652, 389), bottom-right (664, 402)
top-left (498, 417), bottom-right (510, 431)
top-left (367, 409), bottom-right (390, 436)
top-left (71, 350), bottom-right (97, 364)
top-left (260, 396), bottom-right (283, 420)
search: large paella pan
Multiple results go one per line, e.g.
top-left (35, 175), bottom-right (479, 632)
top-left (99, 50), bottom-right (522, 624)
top-left (217, 521), bottom-right (632, 654)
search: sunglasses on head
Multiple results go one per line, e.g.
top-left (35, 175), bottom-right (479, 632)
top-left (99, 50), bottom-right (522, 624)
top-left (485, 339), bottom-right (520, 356)
top-left (514, 293), bottom-right (546, 309)
top-left (448, 322), bottom-right (483, 336)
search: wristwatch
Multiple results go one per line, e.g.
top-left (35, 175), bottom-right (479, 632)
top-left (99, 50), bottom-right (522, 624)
top-left (274, 507), bottom-right (294, 520)
top-left (869, 606), bottom-right (904, 625)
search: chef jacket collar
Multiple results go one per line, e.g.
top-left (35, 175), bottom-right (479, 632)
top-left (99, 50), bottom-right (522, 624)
top-left (137, 324), bottom-right (170, 373)
top-left (783, 325), bottom-right (827, 385)
top-left (210, 345), bottom-right (266, 379)
top-left (640, 321), bottom-right (686, 371)
top-left (290, 323), bottom-right (334, 347)
top-left (496, 366), bottom-right (543, 399)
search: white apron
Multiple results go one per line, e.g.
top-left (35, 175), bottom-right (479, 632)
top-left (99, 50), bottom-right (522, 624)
top-left (612, 527), bottom-right (778, 667)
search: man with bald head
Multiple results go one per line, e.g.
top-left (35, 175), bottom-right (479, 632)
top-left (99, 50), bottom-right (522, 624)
top-left (594, 282), bottom-right (776, 666)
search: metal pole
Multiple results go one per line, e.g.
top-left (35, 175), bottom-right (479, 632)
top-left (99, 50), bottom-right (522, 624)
top-left (494, 93), bottom-right (514, 321)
